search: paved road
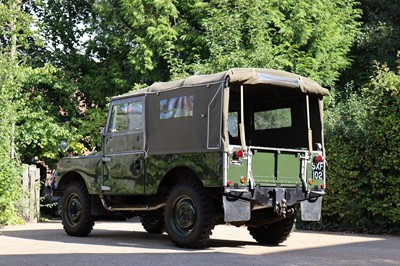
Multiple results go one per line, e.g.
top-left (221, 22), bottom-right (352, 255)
top-left (1, 220), bottom-right (399, 266)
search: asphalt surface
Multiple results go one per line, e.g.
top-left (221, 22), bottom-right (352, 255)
top-left (0, 220), bottom-right (399, 266)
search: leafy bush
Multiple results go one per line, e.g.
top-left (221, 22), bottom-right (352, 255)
top-left (0, 160), bottom-right (23, 226)
top-left (304, 63), bottom-right (400, 234)
top-left (0, 57), bottom-right (24, 226)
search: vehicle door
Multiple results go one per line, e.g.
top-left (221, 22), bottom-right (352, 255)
top-left (102, 97), bottom-right (145, 194)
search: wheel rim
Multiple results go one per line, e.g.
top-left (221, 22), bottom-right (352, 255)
top-left (65, 193), bottom-right (82, 227)
top-left (172, 196), bottom-right (197, 236)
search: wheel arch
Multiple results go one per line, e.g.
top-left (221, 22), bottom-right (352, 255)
top-left (157, 166), bottom-right (203, 196)
top-left (55, 171), bottom-right (93, 196)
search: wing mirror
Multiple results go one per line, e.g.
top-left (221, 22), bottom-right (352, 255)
top-left (60, 140), bottom-right (68, 152)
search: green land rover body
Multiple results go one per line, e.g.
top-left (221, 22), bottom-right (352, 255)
top-left (55, 68), bottom-right (328, 248)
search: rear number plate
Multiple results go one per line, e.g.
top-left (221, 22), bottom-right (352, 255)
top-left (312, 162), bottom-right (324, 179)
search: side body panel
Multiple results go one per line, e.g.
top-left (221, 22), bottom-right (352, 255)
top-left (56, 155), bottom-right (102, 194)
top-left (102, 152), bottom-right (145, 194)
top-left (145, 152), bottom-right (224, 194)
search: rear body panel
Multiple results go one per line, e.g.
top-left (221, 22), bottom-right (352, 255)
top-left (252, 149), bottom-right (302, 186)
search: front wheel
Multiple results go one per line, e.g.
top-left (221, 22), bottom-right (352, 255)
top-left (61, 182), bottom-right (94, 237)
top-left (248, 215), bottom-right (295, 245)
top-left (164, 182), bottom-right (214, 248)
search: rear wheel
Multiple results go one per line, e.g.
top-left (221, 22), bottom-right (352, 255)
top-left (141, 215), bottom-right (165, 234)
top-left (248, 215), bottom-right (295, 245)
top-left (61, 182), bottom-right (94, 237)
top-left (164, 182), bottom-right (214, 248)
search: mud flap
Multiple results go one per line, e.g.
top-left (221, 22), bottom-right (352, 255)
top-left (301, 197), bottom-right (322, 221)
top-left (223, 195), bottom-right (251, 222)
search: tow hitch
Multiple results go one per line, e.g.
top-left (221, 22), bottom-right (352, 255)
top-left (274, 188), bottom-right (294, 217)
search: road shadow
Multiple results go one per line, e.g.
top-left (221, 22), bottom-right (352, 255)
top-left (0, 220), bottom-right (256, 250)
top-left (0, 238), bottom-right (399, 266)
top-left (1, 220), bottom-right (400, 266)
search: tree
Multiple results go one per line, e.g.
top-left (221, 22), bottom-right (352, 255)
top-left (0, 0), bottom-right (81, 225)
top-left (0, 55), bottom-right (23, 225)
top-left (312, 0), bottom-right (400, 234)
top-left (35, 0), bottom-right (362, 97)
top-left (0, 0), bottom-right (30, 225)
top-left (15, 64), bottom-right (79, 162)
top-left (339, 0), bottom-right (400, 88)
top-left (21, 0), bottom-right (362, 159)
top-left (32, 0), bottom-right (208, 106)
top-left (179, 0), bottom-right (361, 88)
top-left (0, 1), bottom-right (93, 163)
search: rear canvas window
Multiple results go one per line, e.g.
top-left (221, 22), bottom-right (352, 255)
top-left (228, 112), bottom-right (238, 137)
top-left (254, 108), bottom-right (292, 130)
top-left (160, 95), bottom-right (194, 119)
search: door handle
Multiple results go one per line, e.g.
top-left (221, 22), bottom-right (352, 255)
top-left (102, 156), bottom-right (111, 163)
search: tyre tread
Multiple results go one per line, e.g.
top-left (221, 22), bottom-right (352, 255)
top-left (61, 182), bottom-right (94, 237)
top-left (248, 215), bottom-right (294, 245)
top-left (165, 181), bottom-right (214, 248)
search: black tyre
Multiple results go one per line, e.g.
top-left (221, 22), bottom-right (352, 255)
top-left (61, 182), bottom-right (94, 237)
top-left (248, 215), bottom-right (295, 245)
top-left (165, 182), bottom-right (214, 248)
top-left (141, 215), bottom-right (165, 234)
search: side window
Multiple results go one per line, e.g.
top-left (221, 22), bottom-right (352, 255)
top-left (108, 99), bottom-right (143, 133)
top-left (160, 95), bottom-right (194, 119)
top-left (128, 101), bottom-right (143, 131)
top-left (254, 108), bottom-right (292, 130)
top-left (108, 103), bottom-right (128, 132)
top-left (228, 112), bottom-right (238, 137)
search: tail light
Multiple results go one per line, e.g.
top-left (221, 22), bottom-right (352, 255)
top-left (313, 154), bottom-right (323, 163)
top-left (234, 150), bottom-right (243, 158)
top-left (232, 150), bottom-right (244, 160)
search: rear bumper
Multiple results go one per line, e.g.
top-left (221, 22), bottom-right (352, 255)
top-left (223, 186), bottom-right (323, 223)
top-left (224, 185), bottom-right (322, 207)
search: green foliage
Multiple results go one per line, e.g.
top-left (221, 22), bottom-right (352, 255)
top-left (28, 0), bottom-right (362, 161)
top-left (0, 0), bottom-right (30, 226)
top-left (15, 64), bottom-right (78, 161)
top-left (321, 63), bottom-right (400, 234)
top-left (0, 55), bottom-right (24, 226)
top-left (4, 0), bottom-right (398, 236)
top-left (177, 0), bottom-right (361, 88)
top-left (340, 0), bottom-right (400, 88)
top-left (0, 0), bottom-right (76, 225)
top-left (71, 106), bottom-right (108, 153)
top-left (0, 0), bottom-right (39, 53)
top-left (41, 0), bottom-right (361, 96)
